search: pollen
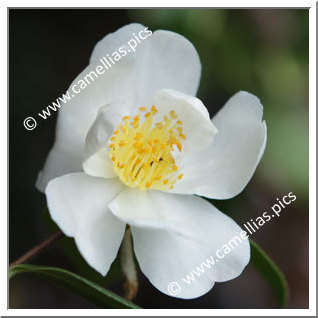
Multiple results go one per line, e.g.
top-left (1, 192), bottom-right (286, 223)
top-left (151, 105), bottom-right (158, 114)
top-left (169, 110), bottom-right (177, 119)
top-left (119, 141), bottom-right (127, 147)
top-left (108, 105), bottom-right (186, 190)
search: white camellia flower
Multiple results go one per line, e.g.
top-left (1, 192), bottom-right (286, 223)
top-left (38, 24), bottom-right (267, 299)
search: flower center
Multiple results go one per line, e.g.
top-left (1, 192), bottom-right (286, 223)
top-left (108, 105), bottom-right (185, 190)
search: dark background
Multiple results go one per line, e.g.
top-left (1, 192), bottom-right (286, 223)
top-left (9, 9), bottom-right (309, 309)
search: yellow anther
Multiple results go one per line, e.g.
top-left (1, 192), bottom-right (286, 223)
top-left (163, 179), bottom-right (169, 185)
top-left (122, 116), bottom-right (131, 121)
top-left (145, 112), bottom-right (151, 118)
top-left (145, 182), bottom-right (151, 188)
top-left (114, 129), bottom-right (119, 135)
top-left (169, 110), bottom-right (177, 119)
top-left (178, 173), bottom-right (184, 180)
top-left (119, 163), bottom-right (125, 169)
top-left (133, 142), bottom-right (142, 148)
top-left (169, 137), bottom-right (176, 147)
top-left (172, 165), bottom-right (178, 171)
top-left (177, 120), bottom-right (183, 125)
top-left (131, 121), bottom-right (139, 128)
top-left (119, 141), bottom-right (127, 147)
top-left (110, 136), bottom-right (116, 142)
top-left (155, 122), bottom-right (163, 129)
top-left (109, 143), bottom-right (115, 148)
top-left (177, 127), bottom-right (183, 133)
top-left (139, 107), bottom-right (146, 112)
top-left (151, 105), bottom-right (158, 114)
top-left (111, 156), bottom-right (116, 162)
top-left (133, 115), bottom-right (140, 121)
top-left (134, 132), bottom-right (143, 140)
top-left (179, 134), bottom-right (186, 140)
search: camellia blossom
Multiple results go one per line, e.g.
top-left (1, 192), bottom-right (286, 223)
top-left (37, 24), bottom-right (267, 299)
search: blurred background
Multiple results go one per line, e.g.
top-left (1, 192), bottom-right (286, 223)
top-left (9, 9), bottom-right (309, 309)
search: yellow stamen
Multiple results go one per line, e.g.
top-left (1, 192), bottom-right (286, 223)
top-left (155, 122), bottom-right (163, 129)
top-left (151, 105), bottom-right (158, 114)
top-left (119, 141), bottom-right (127, 147)
top-left (108, 106), bottom-right (184, 190)
top-left (169, 110), bottom-right (177, 119)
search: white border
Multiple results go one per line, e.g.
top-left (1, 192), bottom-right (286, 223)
top-left (3, 1), bottom-right (316, 316)
top-left (308, 0), bottom-right (316, 314)
top-left (2, 0), bottom-right (317, 8)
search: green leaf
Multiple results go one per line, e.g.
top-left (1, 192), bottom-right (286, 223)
top-left (9, 264), bottom-right (140, 309)
top-left (250, 239), bottom-right (289, 308)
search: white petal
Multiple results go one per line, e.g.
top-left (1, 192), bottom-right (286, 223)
top-left (152, 89), bottom-right (218, 153)
top-left (37, 25), bottom-right (201, 192)
top-left (172, 91), bottom-right (267, 199)
top-left (132, 29), bottom-right (201, 106)
top-left (45, 173), bottom-right (126, 276)
top-left (90, 23), bottom-right (146, 64)
top-left (82, 146), bottom-right (116, 179)
top-left (108, 188), bottom-right (192, 237)
top-left (128, 192), bottom-right (250, 299)
top-left (36, 143), bottom-right (83, 192)
top-left (83, 102), bottom-right (132, 161)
